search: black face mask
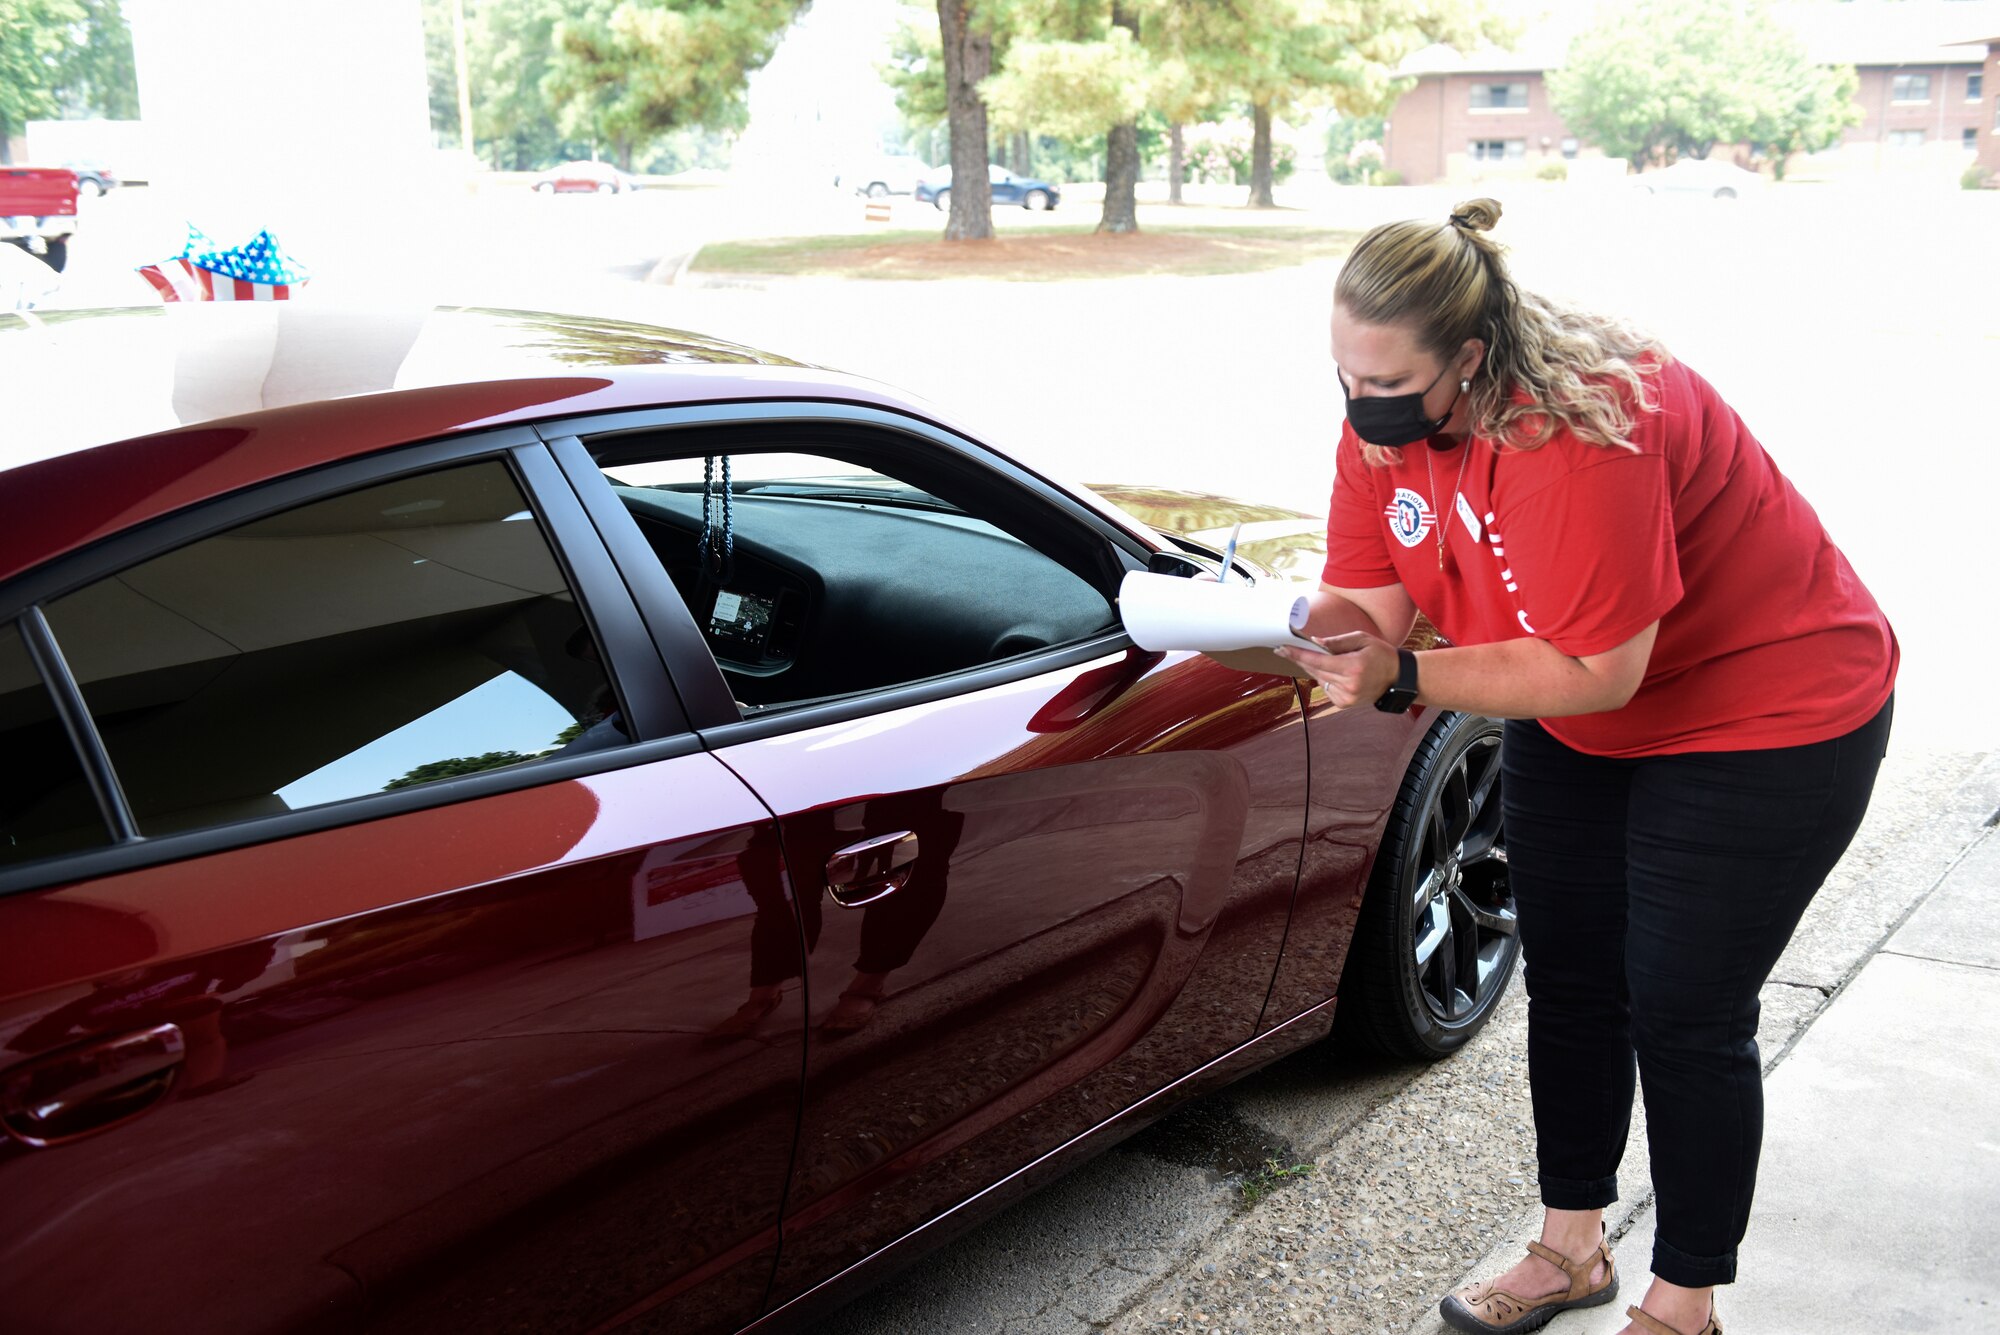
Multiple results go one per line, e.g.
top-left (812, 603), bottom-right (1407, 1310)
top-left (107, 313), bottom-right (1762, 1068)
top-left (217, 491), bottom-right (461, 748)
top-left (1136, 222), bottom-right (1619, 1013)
top-left (1340, 361), bottom-right (1464, 449)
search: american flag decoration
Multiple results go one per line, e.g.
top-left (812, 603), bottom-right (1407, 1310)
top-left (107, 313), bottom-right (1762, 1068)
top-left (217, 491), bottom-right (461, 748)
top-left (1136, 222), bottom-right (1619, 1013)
top-left (136, 227), bottom-right (310, 302)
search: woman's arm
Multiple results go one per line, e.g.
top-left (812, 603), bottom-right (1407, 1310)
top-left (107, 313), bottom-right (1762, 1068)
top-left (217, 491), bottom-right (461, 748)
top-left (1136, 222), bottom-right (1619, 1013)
top-left (1278, 620), bottom-right (1659, 719)
top-left (1307, 581), bottom-right (1419, 646)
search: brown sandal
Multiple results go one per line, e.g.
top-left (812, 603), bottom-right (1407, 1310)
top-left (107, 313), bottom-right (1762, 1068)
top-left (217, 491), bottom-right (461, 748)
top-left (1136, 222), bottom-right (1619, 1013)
top-left (1624, 1303), bottom-right (1722, 1335)
top-left (1439, 1235), bottom-right (1619, 1333)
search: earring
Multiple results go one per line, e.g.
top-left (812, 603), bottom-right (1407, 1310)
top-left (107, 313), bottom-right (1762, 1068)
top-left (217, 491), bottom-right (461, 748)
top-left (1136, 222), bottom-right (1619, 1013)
top-left (1460, 379), bottom-right (1470, 393)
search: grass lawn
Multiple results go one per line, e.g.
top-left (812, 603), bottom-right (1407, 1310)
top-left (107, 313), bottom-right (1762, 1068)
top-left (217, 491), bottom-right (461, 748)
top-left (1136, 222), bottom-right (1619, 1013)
top-left (688, 224), bottom-right (1362, 281)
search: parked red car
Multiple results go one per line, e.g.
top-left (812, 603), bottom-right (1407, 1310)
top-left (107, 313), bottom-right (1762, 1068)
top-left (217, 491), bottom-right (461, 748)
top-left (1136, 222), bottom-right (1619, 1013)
top-left (0, 165), bottom-right (79, 271)
top-left (530, 159), bottom-right (637, 193)
top-left (0, 304), bottom-right (1516, 1334)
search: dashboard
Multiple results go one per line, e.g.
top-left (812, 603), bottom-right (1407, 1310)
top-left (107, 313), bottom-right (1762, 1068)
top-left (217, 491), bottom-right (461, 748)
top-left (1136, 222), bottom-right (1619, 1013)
top-left (612, 484), bottom-right (1118, 707)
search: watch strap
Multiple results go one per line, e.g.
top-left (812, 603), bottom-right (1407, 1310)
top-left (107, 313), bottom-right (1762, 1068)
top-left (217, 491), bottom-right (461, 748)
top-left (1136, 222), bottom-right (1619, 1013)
top-left (1373, 647), bottom-right (1419, 713)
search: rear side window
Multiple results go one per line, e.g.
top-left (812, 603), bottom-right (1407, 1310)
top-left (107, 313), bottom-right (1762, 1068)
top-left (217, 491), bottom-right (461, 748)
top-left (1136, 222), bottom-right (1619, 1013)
top-left (40, 460), bottom-right (628, 838)
top-left (0, 620), bottom-right (111, 865)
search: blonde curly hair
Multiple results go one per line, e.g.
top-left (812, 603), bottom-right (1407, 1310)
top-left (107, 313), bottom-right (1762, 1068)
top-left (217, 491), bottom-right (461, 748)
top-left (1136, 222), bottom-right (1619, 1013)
top-left (1334, 197), bottom-right (1669, 465)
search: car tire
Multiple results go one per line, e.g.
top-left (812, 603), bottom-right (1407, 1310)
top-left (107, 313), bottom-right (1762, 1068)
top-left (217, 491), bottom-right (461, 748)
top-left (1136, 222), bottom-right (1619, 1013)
top-left (867, 182), bottom-right (890, 198)
top-left (1023, 189), bottom-right (1050, 211)
top-left (1713, 187), bottom-right (1737, 200)
top-left (79, 178), bottom-right (105, 199)
top-left (40, 237), bottom-right (69, 273)
top-left (1338, 710), bottom-right (1518, 1062)
top-left (596, 182), bottom-right (615, 194)
top-left (933, 188), bottom-right (950, 212)
top-left (535, 182), bottom-right (554, 194)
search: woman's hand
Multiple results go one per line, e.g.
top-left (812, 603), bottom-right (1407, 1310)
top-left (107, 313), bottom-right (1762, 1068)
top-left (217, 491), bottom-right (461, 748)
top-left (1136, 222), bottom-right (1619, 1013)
top-left (1277, 630), bottom-right (1402, 708)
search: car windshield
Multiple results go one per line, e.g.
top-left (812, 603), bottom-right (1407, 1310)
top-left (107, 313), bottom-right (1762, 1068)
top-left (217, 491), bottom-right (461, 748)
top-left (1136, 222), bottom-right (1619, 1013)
top-left (604, 456), bottom-right (959, 512)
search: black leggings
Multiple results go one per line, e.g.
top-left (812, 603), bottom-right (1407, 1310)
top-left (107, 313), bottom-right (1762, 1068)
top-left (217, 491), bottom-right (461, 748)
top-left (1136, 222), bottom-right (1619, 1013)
top-left (1500, 697), bottom-right (1892, 1288)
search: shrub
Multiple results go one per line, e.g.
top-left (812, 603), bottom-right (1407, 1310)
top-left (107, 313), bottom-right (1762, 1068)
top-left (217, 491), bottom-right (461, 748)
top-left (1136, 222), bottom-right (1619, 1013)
top-left (1184, 119), bottom-right (1297, 186)
top-left (1326, 114), bottom-right (1388, 183)
top-left (1963, 162), bottom-right (1992, 190)
top-left (1536, 160), bottom-right (1569, 181)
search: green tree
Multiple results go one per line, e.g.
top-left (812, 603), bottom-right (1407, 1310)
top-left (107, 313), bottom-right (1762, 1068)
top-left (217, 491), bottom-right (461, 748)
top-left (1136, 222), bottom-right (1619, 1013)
top-left (883, 6), bottom-right (950, 131)
top-left (1747, 58), bottom-right (1861, 180)
top-left (384, 751), bottom-right (533, 790)
top-left (982, 8), bottom-right (1152, 232)
top-left (547, 0), bottom-right (805, 172)
top-left (54, 0), bottom-right (138, 120)
top-left (1197, 0), bottom-right (1494, 208)
top-left (1549, 0), bottom-right (1858, 172)
top-left (0, 0), bottom-right (84, 161)
top-left (471, 0), bottom-right (579, 169)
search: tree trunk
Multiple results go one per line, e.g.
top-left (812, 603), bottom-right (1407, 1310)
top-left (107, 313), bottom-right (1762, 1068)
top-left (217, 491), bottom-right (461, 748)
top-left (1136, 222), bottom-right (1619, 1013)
top-left (616, 139), bottom-right (634, 173)
top-left (1011, 130), bottom-right (1031, 176)
top-left (1099, 125), bottom-right (1139, 233)
top-left (1097, 2), bottom-right (1141, 234)
top-left (1168, 122), bottom-right (1184, 205)
top-left (937, 0), bottom-right (995, 241)
top-left (1248, 102), bottom-right (1276, 208)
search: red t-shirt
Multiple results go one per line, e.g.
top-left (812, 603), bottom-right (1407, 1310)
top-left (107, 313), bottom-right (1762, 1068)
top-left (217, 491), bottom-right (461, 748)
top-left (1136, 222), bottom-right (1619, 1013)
top-left (1321, 359), bottom-right (1897, 757)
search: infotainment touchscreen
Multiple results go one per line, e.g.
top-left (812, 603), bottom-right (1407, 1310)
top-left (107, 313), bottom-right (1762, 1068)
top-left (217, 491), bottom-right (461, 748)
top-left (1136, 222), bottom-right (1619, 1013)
top-left (708, 588), bottom-right (776, 659)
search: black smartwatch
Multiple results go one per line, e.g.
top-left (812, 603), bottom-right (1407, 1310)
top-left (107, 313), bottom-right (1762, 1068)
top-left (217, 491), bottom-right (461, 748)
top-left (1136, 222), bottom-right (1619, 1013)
top-left (1373, 648), bottom-right (1419, 714)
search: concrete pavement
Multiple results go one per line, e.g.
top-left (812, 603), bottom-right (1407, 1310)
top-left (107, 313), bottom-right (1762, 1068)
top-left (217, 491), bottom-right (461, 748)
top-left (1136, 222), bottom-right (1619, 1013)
top-left (1544, 798), bottom-right (2000, 1335)
top-left (1403, 754), bottom-right (2000, 1335)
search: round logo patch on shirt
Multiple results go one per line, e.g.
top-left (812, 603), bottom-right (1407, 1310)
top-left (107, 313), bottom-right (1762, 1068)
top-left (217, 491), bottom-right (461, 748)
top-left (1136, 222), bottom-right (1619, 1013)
top-left (1383, 487), bottom-right (1435, 548)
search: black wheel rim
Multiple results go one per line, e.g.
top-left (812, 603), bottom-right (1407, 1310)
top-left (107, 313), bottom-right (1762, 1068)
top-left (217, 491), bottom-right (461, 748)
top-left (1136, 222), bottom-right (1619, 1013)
top-left (1409, 732), bottom-right (1516, 1026)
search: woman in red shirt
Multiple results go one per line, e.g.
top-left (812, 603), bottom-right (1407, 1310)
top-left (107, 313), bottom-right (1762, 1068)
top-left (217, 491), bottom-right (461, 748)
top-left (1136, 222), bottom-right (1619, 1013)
top-left (1281, 199), bottom-right (1895, 1335)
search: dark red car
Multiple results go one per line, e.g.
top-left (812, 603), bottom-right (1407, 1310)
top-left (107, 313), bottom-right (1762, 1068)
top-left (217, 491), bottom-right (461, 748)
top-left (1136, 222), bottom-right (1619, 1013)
top-left (0, 305), bottom-right (1517, 1334)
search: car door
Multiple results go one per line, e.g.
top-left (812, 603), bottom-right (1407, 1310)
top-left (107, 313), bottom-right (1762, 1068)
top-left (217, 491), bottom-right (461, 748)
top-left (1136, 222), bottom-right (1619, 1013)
top-left (544, 408), bottom-right (1311, 1311)
top-left (0, 434), bottom-right (804, 1335)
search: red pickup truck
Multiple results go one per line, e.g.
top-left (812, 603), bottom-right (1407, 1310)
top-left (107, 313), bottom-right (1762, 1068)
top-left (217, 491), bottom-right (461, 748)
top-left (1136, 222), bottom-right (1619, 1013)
top-left (1, 166), bottom-right (79, 272)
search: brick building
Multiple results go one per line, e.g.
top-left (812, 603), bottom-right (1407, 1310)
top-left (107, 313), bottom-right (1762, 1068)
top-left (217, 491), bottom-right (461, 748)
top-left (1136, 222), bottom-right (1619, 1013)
top-left (1957, 32), bottom-right (2000, 179)
top-left (1383, 0), bottom-right (2000, 185)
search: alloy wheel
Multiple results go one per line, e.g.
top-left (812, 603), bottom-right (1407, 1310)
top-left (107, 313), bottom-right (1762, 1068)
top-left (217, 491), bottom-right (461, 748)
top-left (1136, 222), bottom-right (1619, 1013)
top-left (1407, 732), bottom-right (1515, 1026)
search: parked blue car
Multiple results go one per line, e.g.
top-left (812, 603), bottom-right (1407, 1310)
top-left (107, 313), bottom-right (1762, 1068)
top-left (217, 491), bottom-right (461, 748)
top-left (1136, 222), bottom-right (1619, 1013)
top-left (917, 164), bottom-right (1061, 212)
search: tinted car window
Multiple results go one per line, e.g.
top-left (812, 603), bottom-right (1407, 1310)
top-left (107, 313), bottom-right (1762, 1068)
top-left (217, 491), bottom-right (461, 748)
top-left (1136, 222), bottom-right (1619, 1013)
top-left (42, 460), bottom-right (628, 837)
top-left (601, 450), bottom-right (1117, 709)
top-left (0, 619), bottom-right (111, 865)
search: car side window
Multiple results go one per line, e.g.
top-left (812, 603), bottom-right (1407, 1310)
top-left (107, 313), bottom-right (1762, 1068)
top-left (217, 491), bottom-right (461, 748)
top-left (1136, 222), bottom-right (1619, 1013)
top-left (39, 459), bottom-right (629, 838)
top-left (0, 619), bottom-right (112, 865)
top-left (596, 446), bottom-right (1120, 710)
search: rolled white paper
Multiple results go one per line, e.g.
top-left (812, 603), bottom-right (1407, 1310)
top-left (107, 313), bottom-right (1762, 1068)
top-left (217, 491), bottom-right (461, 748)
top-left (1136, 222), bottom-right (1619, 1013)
top-left (1117, 571), bottom-right (1323, 655)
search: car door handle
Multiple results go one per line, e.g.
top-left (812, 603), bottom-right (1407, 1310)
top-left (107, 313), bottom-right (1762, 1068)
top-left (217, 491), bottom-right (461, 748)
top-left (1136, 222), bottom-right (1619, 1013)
top-left (825, 831), bottom-right (921, 908)
top-left (0, 1022), bottom-right (186, 1148)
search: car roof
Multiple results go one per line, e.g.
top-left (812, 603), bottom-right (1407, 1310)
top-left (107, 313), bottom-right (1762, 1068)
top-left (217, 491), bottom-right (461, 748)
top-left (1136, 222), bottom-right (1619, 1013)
top-left (0, 303), bottom-right (1116, 587)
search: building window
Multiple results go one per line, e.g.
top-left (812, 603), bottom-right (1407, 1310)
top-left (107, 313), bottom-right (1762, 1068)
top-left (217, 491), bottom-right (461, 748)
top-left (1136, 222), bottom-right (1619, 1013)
top-left (1469, 82), bottom-right (1529, 110)
top-left (1967, 127), bottom-right (1980, 150)
top-left (1560, 136), bottom-right (1579, 159)
top-left (1890, 73), bottom-right (1931, 103)
top-left (1469, 139), bottom-right (1526, 161)
top-left (1886, 129), bottom-right (1925, 148)
top-left (1968, 72), bottom-right (1983, 102)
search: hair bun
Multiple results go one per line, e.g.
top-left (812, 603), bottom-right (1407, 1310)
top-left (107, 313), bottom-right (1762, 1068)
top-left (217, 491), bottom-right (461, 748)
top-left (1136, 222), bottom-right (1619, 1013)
top-left (1448, 198), bottom-right (1502, 233)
